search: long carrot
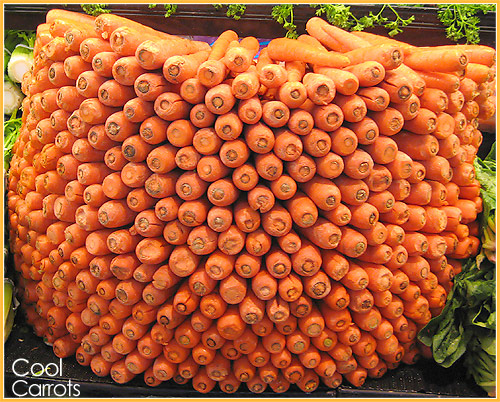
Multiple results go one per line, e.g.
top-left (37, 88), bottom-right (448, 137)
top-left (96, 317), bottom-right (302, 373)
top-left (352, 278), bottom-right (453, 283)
top-left (267, 38), bottom-right (349, 68)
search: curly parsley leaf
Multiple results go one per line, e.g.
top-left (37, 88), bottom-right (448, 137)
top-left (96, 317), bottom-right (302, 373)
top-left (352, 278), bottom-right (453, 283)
top-left (271, 4), bottom-right (298, 39)
top-left (313, 4), bottom-right (355, 29)
top-left (437, 4), bottom-right (495, 44)
top-left (81, 4), bottom-right (110, 16)
top-left (226, 4), bottom-right (246, 20)
top-left (311, 4), bottom-right (414, 37)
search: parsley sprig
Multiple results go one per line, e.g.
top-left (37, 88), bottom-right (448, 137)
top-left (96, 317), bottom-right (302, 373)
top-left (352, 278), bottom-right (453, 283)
top-left (271, 4), bottom-right (298, 39)
top-left (312, 4), bottom-right (415, 37)
top-left (436, 4), bottom-right (495, 44)
top-left (213, 4), bottom-right (246, 20)
top-left (81, 4), bottom-right (110, 16)
top-left (148, 4), bottom-right (177, 17)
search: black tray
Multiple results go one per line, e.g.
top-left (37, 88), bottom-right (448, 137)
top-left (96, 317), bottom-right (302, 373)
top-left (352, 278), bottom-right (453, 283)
top-left (4, 314), bottom-right (487, 398)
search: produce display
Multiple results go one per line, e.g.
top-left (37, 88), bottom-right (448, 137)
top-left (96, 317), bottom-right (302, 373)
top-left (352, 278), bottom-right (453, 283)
top-left (5, 8), bottom-right (496, 395)
top-left (419, 144), bottom-right (496, 397)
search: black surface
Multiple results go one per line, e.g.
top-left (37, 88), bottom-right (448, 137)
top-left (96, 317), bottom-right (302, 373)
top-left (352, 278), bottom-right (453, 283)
top-left (4, 313), bottom-right (487, 398)
top-left (478, 133), bottom-right (496, 160)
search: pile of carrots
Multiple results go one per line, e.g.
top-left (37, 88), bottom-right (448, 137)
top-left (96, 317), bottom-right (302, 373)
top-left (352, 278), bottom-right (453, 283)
top-left (7, 9), bottom-right (496, 393)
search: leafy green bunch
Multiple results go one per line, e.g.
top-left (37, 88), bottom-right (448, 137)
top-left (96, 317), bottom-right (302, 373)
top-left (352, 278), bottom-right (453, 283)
top-left (418, 256), bottom-right (496, 396)
top-left (437, 4), bottom-right (496, 44)
top-left (474, 143), bottom-right (496, 264)
top-left (313, 4), bottom-right (415, 37)
top-left (4, 110), bottom-right (22, 170)
top-left (271, 5), bottom-right (298, 39)
top-left (81, 4), bottom-right (110, 16)
top-left (213, 4), bottom-right (246, 20)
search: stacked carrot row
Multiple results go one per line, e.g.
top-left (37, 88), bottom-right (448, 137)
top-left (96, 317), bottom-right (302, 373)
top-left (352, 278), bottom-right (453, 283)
top-left (7, 9), bottom-right (496, 394)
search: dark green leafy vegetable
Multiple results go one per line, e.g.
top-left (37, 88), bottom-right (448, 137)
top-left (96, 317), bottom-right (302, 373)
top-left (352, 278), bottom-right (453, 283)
top-left (475, 143), bottom-right (496, 265)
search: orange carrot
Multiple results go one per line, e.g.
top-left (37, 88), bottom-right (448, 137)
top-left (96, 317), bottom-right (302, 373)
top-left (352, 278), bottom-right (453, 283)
top-left (235, 253), bottom-right (261, 279)
top-left (206, 206), bottom-right (233, 234)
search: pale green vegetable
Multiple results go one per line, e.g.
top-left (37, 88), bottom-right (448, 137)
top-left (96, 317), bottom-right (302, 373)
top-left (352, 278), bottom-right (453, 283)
top-left (7, 44), bottom-right (33, 83)
top-left (4, 80), bottom-right (23, 115)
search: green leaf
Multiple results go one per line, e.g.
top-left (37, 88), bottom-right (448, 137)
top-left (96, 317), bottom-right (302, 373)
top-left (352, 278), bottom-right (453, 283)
top-left (478, 332), bottom-right (496, 356)
top-left (311, 4), bottom-right (415, 36)
top-left (163, 4), bottom-right (177, 18)
top-left (226, 4), bottom-right (246, 20)
top-left (418, 290), bottom-right (459, 346)
top-left (312, 4), bottom-right (355, 30)
top-left (4, 108), bottom-right (22, 168)
top-left (440, 328), bottom-right (472, 368)
top-left (437, 5), bottom-right (495, 44)
top-left (81, 4), bottom-right (110, 16)
top-left (271, 5), bottom-right (298, 39)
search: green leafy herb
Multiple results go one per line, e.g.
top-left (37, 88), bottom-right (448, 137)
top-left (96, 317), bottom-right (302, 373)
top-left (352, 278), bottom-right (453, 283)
top-left (312, 4), bottom-right (354, 30)
top-left (226, 4), bottom-right (246, 20)
top-left (81, 4), bottom-right (110, 16)
top-left (437, 4), bottom-right (495, 44)
top-left (15, 31), bottom-right (35, 49)
top-left (4, 108), bottom-right (22, 170)
top-left (163, 4), bottom-right (177, 18)
top-left (212, 4), bottom-right (246, 20)
top-left (312, 4), bottom-right (414, 37)
top-left (380, 5), bottom-right (415, 37)
top-left (271, 4), bottom-right (298, 39)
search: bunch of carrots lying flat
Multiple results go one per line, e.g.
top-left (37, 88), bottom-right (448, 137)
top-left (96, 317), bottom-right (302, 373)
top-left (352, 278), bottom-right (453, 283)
top-left (7, 9), bottom-right (496, 393)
